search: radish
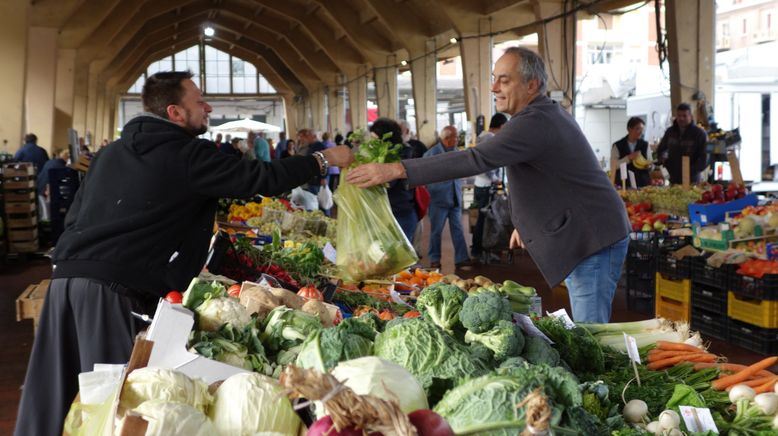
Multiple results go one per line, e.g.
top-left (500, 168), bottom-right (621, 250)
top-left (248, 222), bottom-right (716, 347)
top-left (408, 410), bottom-right (455, 436)
top-left (307, 416), bottom-right (363, 436)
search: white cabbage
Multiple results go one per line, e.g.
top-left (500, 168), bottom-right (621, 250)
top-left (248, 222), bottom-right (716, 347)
top-left (329, 356), bottom-right (428, 415)
top-left (130, 400), bottom-right (217, 436)
top-left (209, 372), bottom-right (301, 436)
top-left (196, 297), bottom-right (252, 332)
top-left (119, 367), bottom-right (212, 415)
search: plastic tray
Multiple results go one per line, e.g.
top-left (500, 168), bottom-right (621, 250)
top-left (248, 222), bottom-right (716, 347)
top-left (657, 253), bottom-right (692, 280)
top-left (626, 257), bottom-right (655, 281)
top-left (691, 307), bottom-right (728, 340)
top-left (727, 291), bottom-right (778, 328)
top-left (691, 256), bottom-right (733, 290)
top-left (655, 273), bottom-right (691, 303)
top-left (655, 294), bottom-right (690, 322)
top-left (728, 318), bottom-right (778, 355)
top-left (729, 272), bottom-right (778, 301)
top-left (626, 275), bottom-right (655, 316)
top-left (688, 194), bottom-right (759, 225)
top-left (691, 284), bottom-right (728, 315)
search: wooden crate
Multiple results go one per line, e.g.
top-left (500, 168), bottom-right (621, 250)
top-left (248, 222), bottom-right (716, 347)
top-left (2, 162), bottom-right (34, 177)
top-left (4, 200), bottom-right (36, 213)
top-left (8, 228), bottom-right (38, 241)
top-left (10, 240), bottom-right (39, 253)
top-left (5, 190), bottom-right (35, 202)
top-left (3, 179), bottom-right (35, 190)
top-left (6, 214), bottom-right (37, 229)
top-left (16, 280), bottom-right (50, 331)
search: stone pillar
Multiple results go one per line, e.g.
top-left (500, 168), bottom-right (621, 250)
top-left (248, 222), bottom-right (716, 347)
top-left (534, 0), bottom-right (576, 111)
top-left (460, 19), bottom-right (494, 139)
top-left (329, 82), bottom-right (346, 136)
top-left (0, 0), bottom-right (28, 152)
top-left (71, 64), bottom-right (89, 141)
top-left (282, 94), bottom-right (299, 140)
top-left (54, 49), bottom-right (76, 150)
top-left (347, 67), bottom-right (368, 132)
top-left (24, 27), bottom-right (58, 154)
top-left (85, 70), bottom-right (99, 147)
top-left (311, 87), bottom-right (327, 134)
top-left (374, 62), bottom-right (398, 120)
top-left (411, 39), bottom-right (438, 145)
top-left (666, 0), bottom-right (715, 113)
top-left (94, 88), bottom-right (106, 146)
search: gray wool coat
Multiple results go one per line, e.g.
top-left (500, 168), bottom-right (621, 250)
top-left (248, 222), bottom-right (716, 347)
top-left (403, 95), bottom-right (630, 286)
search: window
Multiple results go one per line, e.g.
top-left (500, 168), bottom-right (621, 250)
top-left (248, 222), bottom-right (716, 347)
top-left (174, 46), bottom-right (201, 87)
top-left (205, 46), bottom-right (231, 94)
top-left (721, 22), bottom-right (730, 37)
top-left (128, 75), bottom-right (145, 94)
top-left (588, 44), bottom-right (615, 64)
top-left (231, 58), bottom-right (257, 93)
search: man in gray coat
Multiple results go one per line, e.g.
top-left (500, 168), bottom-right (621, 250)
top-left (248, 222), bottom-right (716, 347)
top-left (347, 47), bottom-right (630, 323)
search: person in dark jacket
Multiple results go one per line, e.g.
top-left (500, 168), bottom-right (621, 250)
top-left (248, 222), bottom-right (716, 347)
top-left (15, 133), bottom-right (50, 171)
top-left (656, 103), bottom-right (708, 184)
top-left (369, 117), bottom-right (417, 241)
top-left (14, 71), bottom-right (353, 436)
top-left (611, 117), bottom-right (651, 187)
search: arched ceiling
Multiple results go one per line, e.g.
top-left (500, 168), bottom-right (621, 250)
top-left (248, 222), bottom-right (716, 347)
top-left (30, 0), bottom-right (644, 97)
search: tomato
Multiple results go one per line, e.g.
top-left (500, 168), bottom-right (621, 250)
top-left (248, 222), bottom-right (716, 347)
top-left (379, 309), bottom-right (396, 321)
top-left (164, 291), bottom-right (183, 304)
top-left (403, 310), bottom-right (422, 318)
top-left (227, 284), bottom-right (241, 298)
top-left (297, 285), bottom-right (323, 301)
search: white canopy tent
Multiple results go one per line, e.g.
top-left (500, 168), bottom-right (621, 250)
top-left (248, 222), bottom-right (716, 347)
top-left (210, 118), bottom-right (282, 134)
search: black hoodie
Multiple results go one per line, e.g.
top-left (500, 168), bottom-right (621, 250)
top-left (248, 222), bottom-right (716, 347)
top-left (52, 115), bottom-right (320, 296)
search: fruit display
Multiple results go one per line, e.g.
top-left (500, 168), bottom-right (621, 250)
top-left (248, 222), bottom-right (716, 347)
top-left (695, 182), bottom-right (748, 204)
top-left (625, 202), bottom-right (670, 232)
top-left (632, 154), bottom-right (652, 169)
top-left (622, 185), bottom-right (703, 217)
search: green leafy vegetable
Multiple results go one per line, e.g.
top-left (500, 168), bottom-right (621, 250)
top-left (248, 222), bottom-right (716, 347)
top-left (260, 306), bottom-right (322, 352)
top-left (189, 322), bottom-right (275, 376)
top-left (459, 291), bottom-right (512, 333)
top-left (354, 132), bottom-right (403, 164)
top-left (295, 317), bottom-right (375, 371)
top-left (415, 283), bottom-right (468, 333)
top-left (464, 319), bottom-right (524, 361)
top-left (182, 278), bottom-right (226, 311)
top-left (521, 336), bottom-right (560, 367)
top-left (535, 316), bottom-right (605, 375)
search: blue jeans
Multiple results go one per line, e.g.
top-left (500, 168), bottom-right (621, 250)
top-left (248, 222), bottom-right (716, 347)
top-left (394, 210), bottom-right (418, 243)
top-left (564, 236), bottom-right (629, 323)
top-left (428, 205), bottom-right (470, 264)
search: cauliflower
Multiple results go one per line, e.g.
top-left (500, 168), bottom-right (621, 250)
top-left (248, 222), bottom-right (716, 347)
top-left (459, 291), bottom-right (512, 333)
top-left (196, 297), bottom-right (252, 332)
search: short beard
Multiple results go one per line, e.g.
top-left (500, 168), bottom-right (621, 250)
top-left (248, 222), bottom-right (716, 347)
top-left (184, 108), bottom-right (208, 136)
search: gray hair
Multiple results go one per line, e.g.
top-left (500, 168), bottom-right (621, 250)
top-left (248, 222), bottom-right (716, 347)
top-left (503, 47), bottom-right (547, 94)
top-left (439, 125), bottom-right (457, 139)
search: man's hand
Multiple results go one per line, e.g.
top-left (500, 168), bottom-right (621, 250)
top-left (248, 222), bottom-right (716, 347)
top-left (322, 145), bottom-right (354, 168)
top-left (509, 229), bottom-right (524, 249)
top-left (345, 162), bottom-right (407, 188)
top-left (628, 151), bottom-right (641, 160)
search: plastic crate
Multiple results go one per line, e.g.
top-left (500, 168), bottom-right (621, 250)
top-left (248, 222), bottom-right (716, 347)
top-left (655, 294), bottom-right (691, 322)
top-left (691, 256), bottom-right (732, 290)
top-left (655, 273), bottom-right (691, 303)
top-left (688, 194), bottom-right (759, 225)
top-left (691, 284), bottom-right (728, 315)
top-left (626, 275), bottom-right (655, 316)
top-left (727, 318), bottom-right (778, 355)
top-left (727, 291), bottom-right (778, 328)
top-left (657, 253), bottom-right (692, 280)
top-left (626, 257), bottom-right (655, 280)
top-left (691, 307), bottom-right (728, 340)
top-left (729, 272), bottom-right (778, 301)
top-left (628, 234), bottom-right (657, 261)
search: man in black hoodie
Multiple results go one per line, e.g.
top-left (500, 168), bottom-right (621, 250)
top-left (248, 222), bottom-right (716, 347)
top-left (14, 71), bottom-right (353, 436)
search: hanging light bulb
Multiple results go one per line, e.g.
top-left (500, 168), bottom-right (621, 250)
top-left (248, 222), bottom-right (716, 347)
top-left (203, 27), bottom-right (215, 37)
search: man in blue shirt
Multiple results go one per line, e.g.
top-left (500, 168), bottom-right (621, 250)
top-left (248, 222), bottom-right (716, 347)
top-left (15, 133), bottom-right (50, 172)
top-left (254, 131), bottom-right (271, 162)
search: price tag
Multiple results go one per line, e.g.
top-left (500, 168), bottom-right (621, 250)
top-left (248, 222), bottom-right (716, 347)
top-left (323, 242), bottom-right (337, 264)
top-left (628, 170), bottom-right (637, 189)
top-left (623, 333), bottom-right (641, 364)
top-left (390, 289), bottom-right (414, 308)
top-left (548, 308), bottom-right (575, 329)
top-left (620, 162), bottom-right (628, 180)
top-left (513, 313), bottom-right (554, 344)
top-left (679, 406), bottom-right (719, 433)
top-left (700, 214), bottom-right (708, 224)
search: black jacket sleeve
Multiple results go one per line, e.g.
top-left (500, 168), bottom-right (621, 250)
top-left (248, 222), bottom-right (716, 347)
top-left (691, 129), bottom-right (709, 174)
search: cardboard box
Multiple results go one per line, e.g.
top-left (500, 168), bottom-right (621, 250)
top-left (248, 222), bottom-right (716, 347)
top-left (16, 280), bottom-right (50, 332)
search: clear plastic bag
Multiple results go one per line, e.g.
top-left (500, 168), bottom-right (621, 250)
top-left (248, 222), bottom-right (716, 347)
top-left (334, 169), bottom-right (418, 281)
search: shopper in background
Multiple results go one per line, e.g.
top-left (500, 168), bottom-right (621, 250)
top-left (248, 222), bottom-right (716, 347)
top-left (274, 131), bottom-right (288, 159)
top-left (36, 148), bottom-right (70, 221)
top-left (422, 125), bottom-right (472, 270)
top-left (254, 131), bottom-right (271, 162)
top-left (14, 71), bottom-right (353, 436)
top-left (213, 132), bottom-right (224, 148)
top-left (282, 139), bottom-right (296, 158)
top-left (323, 132), bottom-right (341, 192)
top-left (369, 118), bottom-right (417, 241)
top-left (15, 133), bottom-right (50, 172)
top-left (218, 134), bottom-right (240, 157)
top-left (399, 120), bottom-right (428, 257)
top-left (611, 117), bottom-right (651, 188)
top-left (472, 113), bottom-right (508, 261)
top-left (656, 103), bottom-right (708, 184)
top-left (267, 138), bottom-right (276, 159)
top-left (346, 47), bottom-right (630, 323)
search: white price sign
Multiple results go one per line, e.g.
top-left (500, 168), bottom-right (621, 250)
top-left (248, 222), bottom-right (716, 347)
top-left (679, 406), bottom-right (719, 434)
top-left (514, 313), bottom-right (554, 344)
top-left (548, 308), bottom-right (575, 329)
top-left (623, 333), bottom-right (641, 364)
top-left (322, 242), bottom-right (337, 264)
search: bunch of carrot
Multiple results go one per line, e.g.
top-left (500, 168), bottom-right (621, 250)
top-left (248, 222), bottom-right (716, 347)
top-left (694, 356), bottom-right (778, 393)
top-left (646, 341), bottom-right (718, 370)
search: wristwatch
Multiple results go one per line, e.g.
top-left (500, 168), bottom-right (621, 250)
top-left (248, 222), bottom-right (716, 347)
top-left (312, 151), bottom-right (329, 177)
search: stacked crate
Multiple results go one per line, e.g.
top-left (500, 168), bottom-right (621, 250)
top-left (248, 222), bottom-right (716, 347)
top-left (727, 270), bottom-right (778, 354)
top-left (654, 236), bottom-right (693, 322)
top-left (625, 232), bottom-right (656, 315)
top-left (48, 167), bottom-right (80, 244)
top-left (2, 163), bottom-right (38, 252)
top-left (690, 256), bottom-right (733, 340)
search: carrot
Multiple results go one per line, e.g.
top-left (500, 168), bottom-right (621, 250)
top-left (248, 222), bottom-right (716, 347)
top-left (694, 362), bottom-right (776, 377)
top-left (711, 356), bottom-right (778, 390)
top-left (754, 376), bottom-right (778, 394)
top-left (655, 341), bottom-right (705, 353)
top-left (725, 376), bottom-right (776, 390)
top-left (647, 353), bottom-right (717, 370)
top-left (648, 350), bottom-right (702, 362)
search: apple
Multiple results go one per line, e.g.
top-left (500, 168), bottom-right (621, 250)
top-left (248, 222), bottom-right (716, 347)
top-left (702, 191), bottom-right (714, 203)
top-left (725, 189), bottom-right (737, 201)
top-left (642, 223), bottom-right (653, 231)
top-left (653, 221), bottom-right (666, 231)
top-left (711, 184), bottom-right (723, 193)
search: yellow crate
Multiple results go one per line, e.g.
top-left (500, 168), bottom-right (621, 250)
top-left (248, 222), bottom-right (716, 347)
top-left (727, 291), bottom-right (778, 329)
top-left (655, 273), bottom-right (691, 303)
top-left (656, 294), bottom-right (691, 322)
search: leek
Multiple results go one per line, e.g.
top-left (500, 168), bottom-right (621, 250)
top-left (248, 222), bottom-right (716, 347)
top-left (577, 318), bottom-right (669, 336)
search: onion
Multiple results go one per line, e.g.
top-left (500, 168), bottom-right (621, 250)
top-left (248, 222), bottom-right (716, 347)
top-left (773, 414), bottom-right (778, 430)
top-left (307, 416), bottom-right (362, 436)
top-left (623, 399), bottom-right (648, 424)
top-left (667, 429), bottom-right (683, 436)
top-left (729, 384), bottom-right (756, 403)
top-left (645, 421), bottom-right (661, 434)
top-left (408, 410), bottom-right (455, 436)
top-left (753, 393), bottom-right (778, 415)
top-left (658, 410), bottom-right (680, 430)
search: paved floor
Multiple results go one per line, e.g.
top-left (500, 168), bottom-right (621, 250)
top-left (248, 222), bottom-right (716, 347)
top-left (0, 213), bottom-right (768, 433)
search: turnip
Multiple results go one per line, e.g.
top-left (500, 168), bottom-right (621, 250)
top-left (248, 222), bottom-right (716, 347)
top-left (645, 421), bottom-right (661, 434)
top-left (753, 393), bottom-right (778, 415)
top-left (773, 414), bottom-right (778, 430)
top-left (623, 399), bottom-right (649, 424)
top-left (408, 410), bottom-right (455, 436)
top-left (658, 410), bottom-right (680, 430)
top-left (307, 416), bottom-right (362, 436)
top-left (729, 384), bottom-right (756, 403)
top-left (667, 428), bottom-right (683, 436)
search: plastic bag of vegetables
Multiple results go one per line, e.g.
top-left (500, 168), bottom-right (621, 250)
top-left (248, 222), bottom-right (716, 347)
top-left (334, 133), bottom-right (418, 281)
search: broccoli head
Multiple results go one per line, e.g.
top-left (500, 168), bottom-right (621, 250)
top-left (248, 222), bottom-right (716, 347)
top-left (464, 319), bottom-right (524, 361)
top-left (468, 343), bottom-right (495, 364)
top-left (415, 283), bottom-right (468, 333)
top-left (521, 335), bottom-right (560, 367)
top-left (459, 290), bottom-right (513, 333)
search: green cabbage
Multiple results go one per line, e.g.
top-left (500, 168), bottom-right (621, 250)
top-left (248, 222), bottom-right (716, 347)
top-left (295, 317), bottom-right (375, 372)
top-left (196, 297), bottom-right (252, 332)
top-left (209, 372), bottom-right (301, 436)
top-left (119, 368), bottom-right (212, 415)
top-left (327, 357), bottom-right (428, 416)
top-left (130, 400), bottom-right (218, 436)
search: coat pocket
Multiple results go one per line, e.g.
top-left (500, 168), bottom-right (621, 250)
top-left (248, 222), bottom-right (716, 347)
top-left (542, 209), bottom-right (572, 235)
